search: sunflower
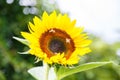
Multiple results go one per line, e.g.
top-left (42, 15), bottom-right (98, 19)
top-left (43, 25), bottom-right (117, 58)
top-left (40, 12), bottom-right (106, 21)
top-left (21, 11), bottom-right (91, 65)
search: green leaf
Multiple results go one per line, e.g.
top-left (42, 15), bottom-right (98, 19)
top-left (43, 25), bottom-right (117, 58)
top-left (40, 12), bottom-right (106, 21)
top-left (13, 36), bottom-right (29, 46)
top-left (28, 66), bottom-right (45, 80)
top-left (57, 61), bottom-right (113, 80)
top-left (18, 50), bottom-right (29, 54)
top-left (28, 64), bottom-right (57, 80)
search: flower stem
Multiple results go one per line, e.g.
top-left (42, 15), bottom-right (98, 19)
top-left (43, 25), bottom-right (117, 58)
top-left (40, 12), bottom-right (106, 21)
top-left (43, 62), bottom-right (50, 80)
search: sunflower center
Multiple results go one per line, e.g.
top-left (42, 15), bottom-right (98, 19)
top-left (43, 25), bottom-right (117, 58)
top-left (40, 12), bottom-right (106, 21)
top-left (49, 38), bottom-right (66, 53)
top-left (40, 28), bottom-right (75, 58)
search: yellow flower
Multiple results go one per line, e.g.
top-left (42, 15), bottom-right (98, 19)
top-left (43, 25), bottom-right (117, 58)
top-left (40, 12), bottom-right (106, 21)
top-left (21, 11), bottom-right (91, 65)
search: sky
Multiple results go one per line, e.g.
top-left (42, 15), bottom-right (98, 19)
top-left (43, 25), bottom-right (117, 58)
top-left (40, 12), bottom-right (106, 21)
top-left (7, 0), bottom-right (120, 43)
top-left (56, 0), bottom-right (120, 43)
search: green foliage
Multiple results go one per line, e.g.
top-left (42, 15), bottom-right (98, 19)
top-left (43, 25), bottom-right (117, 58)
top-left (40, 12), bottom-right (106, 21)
top-left (27, 62), bottom-right (112, 80)
top-left (0, 0), bottom-right (59, 80)
top-left (13, 37), bottom-right (29, 46)
top-left (57, 61), bottom-right (113, 80)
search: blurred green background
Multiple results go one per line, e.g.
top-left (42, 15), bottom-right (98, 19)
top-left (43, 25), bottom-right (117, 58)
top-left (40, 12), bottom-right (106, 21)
top-left (0, 0), bottom-right (120, 80)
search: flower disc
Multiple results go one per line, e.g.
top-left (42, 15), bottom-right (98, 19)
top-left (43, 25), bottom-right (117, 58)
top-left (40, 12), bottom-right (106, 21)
top-left (40, 28), bottom-right (75, 59)
top-left (21, 11), bottom-right (92, 65)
